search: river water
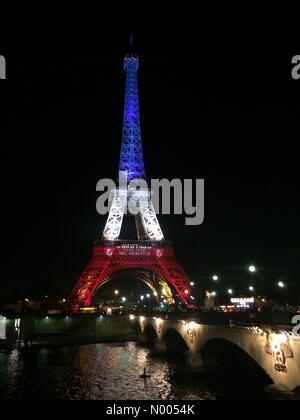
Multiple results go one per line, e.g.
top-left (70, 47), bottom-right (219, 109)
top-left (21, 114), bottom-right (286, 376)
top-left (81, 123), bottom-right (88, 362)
top-left (0, 342), bottom-right (264, 400)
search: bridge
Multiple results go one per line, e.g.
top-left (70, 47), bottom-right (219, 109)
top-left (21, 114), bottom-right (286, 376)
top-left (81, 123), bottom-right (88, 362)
top-left (135, 315), bottom-right (300, 396)
top-left (2, 312), bottom-right (299, 397)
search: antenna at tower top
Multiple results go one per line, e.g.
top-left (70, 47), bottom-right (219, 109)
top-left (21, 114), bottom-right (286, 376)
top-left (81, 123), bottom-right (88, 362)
top-left (126, 33), bottom-right (138, 60)
top-left (130, 33), bottom-right (134, 49)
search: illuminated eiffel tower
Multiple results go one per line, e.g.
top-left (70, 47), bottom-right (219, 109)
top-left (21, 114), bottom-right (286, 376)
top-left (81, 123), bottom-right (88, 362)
top-left (71, 50), bottom-right (192, 312)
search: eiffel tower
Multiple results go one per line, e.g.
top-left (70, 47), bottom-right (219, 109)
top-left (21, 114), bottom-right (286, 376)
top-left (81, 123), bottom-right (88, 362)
top-left (70, 51), bottom-right (192, 312)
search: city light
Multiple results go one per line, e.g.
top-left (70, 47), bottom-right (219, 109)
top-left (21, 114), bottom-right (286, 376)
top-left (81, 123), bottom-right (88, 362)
top-left (228, 289), bottom-right (233, 295)
top-left (187, 321), bottom-right (197, 330)
top-left (248, 265), bottom-right (256, 273)
top-left (129, 314), bottom-right (135, 320)
top-left (139, 316), bottom-right (145, 322)
top-left (212, 291), bottom-right (217, 297)
top-left (278, 281), bottom-right (285, 288)
top-left (140, 295), bottom-right (144, 300)
top-left (146, 293), bottom-right (150, 298)
top-left (190, 281), bottom-right (194, 286)
top-left (231, 297), bottom-right (255, 309)
top-left (155, 318), bottom-right (163, 326)
top-left (184, 289), bottom-right (189, 294)
top-left (121, 297), bottom-right (126, 302)
top-left (231, 297), bottom-right (254, 304)
top-left (249, 286), bottom-right (254, 292)
top-left (212, 275), bottom-right (218, 281)
top-left (114, 290), bottom-right (119, 296)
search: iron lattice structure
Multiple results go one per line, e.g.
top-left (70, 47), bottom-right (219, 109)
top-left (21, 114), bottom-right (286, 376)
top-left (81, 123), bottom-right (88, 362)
top-left (119, 55), bottom-right (146, 182)
top-left (71, 54), bottom-right (191, 311)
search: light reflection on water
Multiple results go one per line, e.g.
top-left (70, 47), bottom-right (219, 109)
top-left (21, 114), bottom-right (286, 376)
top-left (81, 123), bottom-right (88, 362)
top-left (0, 343), bottom-right (221, 400)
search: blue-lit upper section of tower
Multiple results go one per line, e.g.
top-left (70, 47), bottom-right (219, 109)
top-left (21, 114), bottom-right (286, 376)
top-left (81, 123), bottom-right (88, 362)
top-left (123, 54), bottom-right (139, 72)
top-left (118, 54), bottom-right (146, 183)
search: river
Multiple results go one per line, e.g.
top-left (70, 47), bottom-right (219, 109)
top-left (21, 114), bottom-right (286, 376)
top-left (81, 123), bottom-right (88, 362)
top-left (0, 342), bottom-right (264, 400)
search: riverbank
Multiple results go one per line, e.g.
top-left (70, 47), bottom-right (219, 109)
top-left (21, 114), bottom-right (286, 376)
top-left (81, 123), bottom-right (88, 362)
top-left (0, 314), bottom-right (137, 349)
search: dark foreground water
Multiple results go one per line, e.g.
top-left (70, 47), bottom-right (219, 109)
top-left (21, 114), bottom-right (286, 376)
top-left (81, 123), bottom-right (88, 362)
top-left (0, 342), bottom-right (264, 400)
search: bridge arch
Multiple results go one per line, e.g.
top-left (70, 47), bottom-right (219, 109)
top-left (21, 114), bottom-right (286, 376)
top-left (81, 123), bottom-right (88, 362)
top-left (201, 338), bottom-right (273, 391)
top-left (143, 324), bottom-right (158, 343)
top-left (162, 328), bottom-right (190, 353)
top-left (138, 319), bottom-right (300, 393)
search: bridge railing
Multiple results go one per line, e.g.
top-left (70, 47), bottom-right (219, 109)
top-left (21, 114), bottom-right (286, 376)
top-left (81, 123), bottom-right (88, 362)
top-left (135, 311), bottom-right (297, 331)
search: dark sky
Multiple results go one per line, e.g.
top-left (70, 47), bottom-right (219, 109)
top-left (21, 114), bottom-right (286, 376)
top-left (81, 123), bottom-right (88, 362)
top-left (1, 29), bottom-right (300, 303)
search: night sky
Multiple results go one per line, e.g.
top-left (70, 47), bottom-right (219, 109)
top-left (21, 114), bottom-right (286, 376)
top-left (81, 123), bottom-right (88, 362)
top-left (1, 30), bottom-right (300, 303)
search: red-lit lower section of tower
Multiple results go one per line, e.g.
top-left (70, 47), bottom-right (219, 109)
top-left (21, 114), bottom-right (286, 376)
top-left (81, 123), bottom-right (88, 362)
top-left (71, 239), bottom-right (192, 312)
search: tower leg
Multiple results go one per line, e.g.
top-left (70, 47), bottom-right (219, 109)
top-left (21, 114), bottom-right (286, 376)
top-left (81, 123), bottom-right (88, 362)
top-left (102, 189), bottom-right (127, 241)
top-left (70, 253), bottom-right (110, 311)
top-left (158, 257), bottom-right (191, 306)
